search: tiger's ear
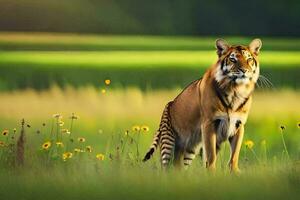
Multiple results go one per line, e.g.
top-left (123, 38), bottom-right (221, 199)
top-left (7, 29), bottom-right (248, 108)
top-left (215, 39), bottom-right (229, 57)
top-left (249, 39), bottom-right (262, 55)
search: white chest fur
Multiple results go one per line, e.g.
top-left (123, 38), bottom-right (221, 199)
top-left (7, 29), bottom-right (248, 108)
top-left (224, 86), bottom-right (251, 111)
top-left (214, 112), bottom-right (247, 142)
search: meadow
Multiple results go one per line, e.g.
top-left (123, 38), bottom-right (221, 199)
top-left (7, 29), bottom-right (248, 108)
top-left (0, 87), bottom-right (300, 199)
top-left (0, 33), bottom-right (299, 199)
top-left (0, 32), bottom-right (299, 90)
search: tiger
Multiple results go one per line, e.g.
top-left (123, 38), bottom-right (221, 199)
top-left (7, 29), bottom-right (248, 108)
top-left (143, 39), bottom-right (262, 173)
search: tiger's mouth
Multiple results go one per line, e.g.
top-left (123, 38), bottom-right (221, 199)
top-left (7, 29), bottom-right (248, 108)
top-left (234, 76), bottom-right (251, 84)
top-left (228, 72), bottom-right (252, 84)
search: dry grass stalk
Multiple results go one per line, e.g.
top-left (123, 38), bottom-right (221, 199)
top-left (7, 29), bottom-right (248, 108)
top-left (16, 119), bottom-right (25, 166)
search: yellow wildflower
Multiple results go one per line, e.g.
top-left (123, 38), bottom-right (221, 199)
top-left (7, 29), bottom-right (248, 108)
top-left (63, 152), bottom-right (73, 160)
top-left (124, 130), bottom-right (129, 136)
top-left (58, 120), bottom-right (64, 127)
top-left (74, 148), bottom-right (84, 153)
top-left (56, 142), bottom-right (64, 147)
top-left (297, 122), bottom-right (300, 128)
top-left (141, 125), bottom-right (150, 132)
top-left (61, 129), bottom-right (70, 134)
top-left (0, 141), bottom-right (5, 147)
top-left (86, 146), bottom-right (92, 153)
top-left (104, 79), bottom-right (111, 85)
top-left (2, 129), bottom-right (9, 136)
top-left (42, 141), bottom-right (51, 150)
top-left (132, 125), bottom-right (140, 132)
top-left (78, 137), bottom-right (86, 142)
top-left (245, 140), bottom-right (254, 149)
top-left (101, 89), bottom-right (106, 94)
top-left (53, 113), bottom-right (62, 119)
top-left (96, 153), bottom-right (105, 161)
top-left (70, 113), bottom-right (79, 120)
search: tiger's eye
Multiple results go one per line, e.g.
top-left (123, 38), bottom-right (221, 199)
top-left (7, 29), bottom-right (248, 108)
top-left (248, 58), bottom-right (254, 64)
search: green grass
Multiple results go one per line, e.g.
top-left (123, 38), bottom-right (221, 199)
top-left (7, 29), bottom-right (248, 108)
top-left (0, 32), bottom-right (299, 90)
top-left (1, 164), bottom-right (300, 200)
top-left (0, 87), bottom-right (299, 200)
top-left (1, 32), bottom-right (300, 51)
top-left (0, 51), bottom-right (299, 69)
top-left (0, 50), bottom-right (299, 90)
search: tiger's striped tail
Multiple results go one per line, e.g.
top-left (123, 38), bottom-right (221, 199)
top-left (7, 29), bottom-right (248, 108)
top-left (143, 101), bottom-right (175, 167)
top-left (142, 130), bottom-right (161, 162)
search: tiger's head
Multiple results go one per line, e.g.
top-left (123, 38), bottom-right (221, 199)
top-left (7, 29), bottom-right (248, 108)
top-left (214, 39), bottom-right (262, 85)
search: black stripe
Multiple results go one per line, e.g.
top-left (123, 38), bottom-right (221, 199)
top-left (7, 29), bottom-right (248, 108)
top-left (184, 157), bottom-right (193, 160)
top-left (160, 131), bottom-right (172, 138)
top-left (160, 134), bottom-right (174, 140)
top-left (213, 80), bottom-right (230, 109)
top-left (235, 97), bottom-right (250, 111)
top-left (160, 124), bottom-right (171, 130)
top-left (236, 46), bottom-right (245, 51)
top-left (164, 131), bottom-right (174, 137)
top-left (254, 59), bottom-right (257, 67)
top-left (161, 143), bottom-right (173, 149)
top-left (160, 130), bottom-right (173, 136)
top-left (160, 121), bottom-right (168, 125)
top-left (163, 135), bottom-right (174, 142)
top-left (161, 146), bottom-right (173, 152)
top-left (161, 140), bottom-right (174, 146)
top-left (221, 59), bottom-right (225, 71)
top-left (235, 120), bottom-right (242, 129)
top-left (161, 144), bottom-right (174, 149)
top-left (160, 136), bottom-right (175, 143)
top-left (224, 57), bottom-right (230, 74)
top-left (160, 125), bottom-right (170, 130)
top-left (143, 148), bottom-right (155, 162)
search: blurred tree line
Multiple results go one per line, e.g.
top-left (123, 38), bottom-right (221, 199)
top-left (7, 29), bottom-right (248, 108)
top-left (0, 0), bottom-right (299, 36)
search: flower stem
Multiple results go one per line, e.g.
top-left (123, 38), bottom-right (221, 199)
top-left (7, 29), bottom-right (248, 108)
top-left (280, 130), bottom-right (290, 159)
top-left (250, 148), bottom-right (260, 163)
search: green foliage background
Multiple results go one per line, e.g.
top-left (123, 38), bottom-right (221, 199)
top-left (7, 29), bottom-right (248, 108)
top-left (0, 0), bottom-right (299, 36)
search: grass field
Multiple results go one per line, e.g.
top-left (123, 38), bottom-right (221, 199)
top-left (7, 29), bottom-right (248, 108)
top-left (1, 32), bottom-right (300, 51)
top-left (0, 87), bottom-right (300, 199)
top-left (0, 32), bottom-right (299, 90)
top-left (0, 32), bottom-right (299, 199)
top-left (1, 51), bottom-right (299, 68)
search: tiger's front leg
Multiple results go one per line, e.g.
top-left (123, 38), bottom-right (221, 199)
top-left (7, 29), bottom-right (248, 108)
top-left (202, 122), bottom-right (217, 171)
top-left (228, 124), bottom-right (244, 173)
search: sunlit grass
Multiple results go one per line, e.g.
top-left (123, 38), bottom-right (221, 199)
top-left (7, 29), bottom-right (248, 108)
top-left (0, 33), bottom-right (299, 91)
top-left (0, 51), bottom-right (299, 69)
top-left (0, 87), bottom-right (299, 156)
top-left (0, 87), bottom-right (299, 199)
top-left (0, 86), bottom-right (299, 120)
